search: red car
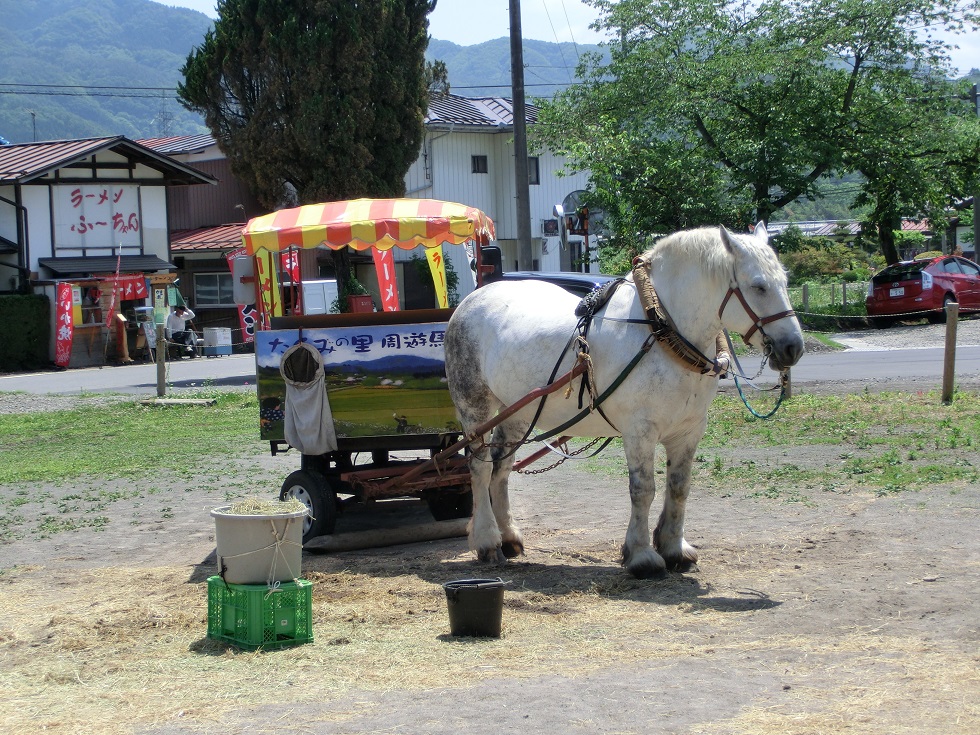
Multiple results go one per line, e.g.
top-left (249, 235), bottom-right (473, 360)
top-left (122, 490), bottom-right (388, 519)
top-left (866, 255), bottom-right (980, 328)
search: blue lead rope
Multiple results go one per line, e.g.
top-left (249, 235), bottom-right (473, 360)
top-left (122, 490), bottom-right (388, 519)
top-left (733, 371), bottom-right (787, 419)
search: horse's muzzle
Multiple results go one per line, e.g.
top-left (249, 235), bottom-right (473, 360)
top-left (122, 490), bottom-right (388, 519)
top-left (768, 335), bottom-right (805, 372)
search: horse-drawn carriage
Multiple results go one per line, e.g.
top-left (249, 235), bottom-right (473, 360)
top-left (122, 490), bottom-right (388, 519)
top-left (241, 198), bottom-right (804, 577)
top-left (242, 199), bottom-right (497, 543)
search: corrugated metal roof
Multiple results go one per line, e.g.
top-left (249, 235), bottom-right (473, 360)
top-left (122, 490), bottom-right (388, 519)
top-left (768, 219), bottom-right (933, 236)
top-left (38, 255), bottom-right (175, 276)
top-left (0, 137), bottom-right (217, 185)
top-left (171, 224), bottom-right (245, 252)
top-left (425, 94), bottom-right (538, 128)
top-left (137, 134), bottom-right (217, 155)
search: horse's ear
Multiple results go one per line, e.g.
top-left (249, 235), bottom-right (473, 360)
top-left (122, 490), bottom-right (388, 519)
top-left (719, 225), bottom-right (738, 255)
top-left (754, 221), bottom-right (769, 242)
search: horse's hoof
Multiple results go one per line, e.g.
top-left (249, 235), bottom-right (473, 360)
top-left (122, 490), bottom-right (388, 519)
top-left (500, 539), bottom-right (524, 558)
top-left (622, 545), bottom-right (667, 579)
top-left (477, 546), bottom-right (508, 564)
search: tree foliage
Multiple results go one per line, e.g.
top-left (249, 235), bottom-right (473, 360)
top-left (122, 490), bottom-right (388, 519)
top-left (535, 0), bottom-right (980, 264)
top-left (178, 0), bottom-right (436, 209)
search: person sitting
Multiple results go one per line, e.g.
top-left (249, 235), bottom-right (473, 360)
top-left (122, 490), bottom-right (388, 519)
top-left (165, 306), bottom-right (197, 358)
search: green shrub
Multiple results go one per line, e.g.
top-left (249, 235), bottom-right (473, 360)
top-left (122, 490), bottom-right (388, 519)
top-left (0, 294), bottom-right (50, 371)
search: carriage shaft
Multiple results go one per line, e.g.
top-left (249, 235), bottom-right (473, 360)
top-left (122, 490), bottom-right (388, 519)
top-left (375, 362), bottom-right (588, 493)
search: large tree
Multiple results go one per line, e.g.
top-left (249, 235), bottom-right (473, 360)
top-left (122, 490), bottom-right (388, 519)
top-left (179, 0), bottom-right (435, 206)
top-left (535, 0), bottom-right (980, 264)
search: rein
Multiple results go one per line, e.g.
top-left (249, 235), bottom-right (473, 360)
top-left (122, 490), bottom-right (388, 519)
top-left (493, 248), bottom-right (797, 458)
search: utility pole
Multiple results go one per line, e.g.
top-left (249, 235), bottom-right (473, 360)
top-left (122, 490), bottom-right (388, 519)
top-left (510, 0), bottom-right (534, 270)
top-left (972, 84), bottom-right (979, 262)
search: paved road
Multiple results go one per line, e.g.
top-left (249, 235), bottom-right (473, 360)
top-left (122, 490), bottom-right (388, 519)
top-left (2, 343), bottom-right (979, 396)
top-left (0, 354), bottom-right (257, 396)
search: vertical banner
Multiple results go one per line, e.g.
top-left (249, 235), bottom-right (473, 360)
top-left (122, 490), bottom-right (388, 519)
top-left (280, 248), bottom-right (300, 283)
top-left (54, 282), bottom-right (74, 367)
top-left (225, 246), bottom-right (256, 342)
top-left (254, 250), bottom-right (282, 328)
top-left (425, 245), bottom-right (449, 308)
top-left (104, 252), bottom-right (122, 326)
top-left (238, 304), bottom-right (257, 344)
top-left (372, 248), bottom-right (400, 312)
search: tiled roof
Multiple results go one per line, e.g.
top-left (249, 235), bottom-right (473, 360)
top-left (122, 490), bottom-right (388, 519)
top-left (171, 224), bottom-right (246, 252)
top-left (38, 255), bottom-right (175, 276)
top-left (0, 137), bottom-right (217, 185)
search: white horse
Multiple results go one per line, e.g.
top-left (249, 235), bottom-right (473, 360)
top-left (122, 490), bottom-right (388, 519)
top-left (444, 223), bottom-right (804, 578)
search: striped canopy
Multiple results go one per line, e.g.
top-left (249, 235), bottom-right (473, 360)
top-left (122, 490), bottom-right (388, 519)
top-left (242, 198), bottom-right (496, 256)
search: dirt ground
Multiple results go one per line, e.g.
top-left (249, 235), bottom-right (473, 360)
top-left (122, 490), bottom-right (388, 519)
top-left (0, 374), bottom-right (978, 735)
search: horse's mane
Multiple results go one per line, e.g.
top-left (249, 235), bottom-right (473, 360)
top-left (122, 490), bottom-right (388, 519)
top-left (644, 227), bottom-right (734, 282)
top-left (643, 226), bottom-right (785, 284)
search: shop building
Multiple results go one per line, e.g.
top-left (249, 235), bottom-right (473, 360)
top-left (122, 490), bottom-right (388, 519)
top-left (0, 136), bottom-right (215, 367)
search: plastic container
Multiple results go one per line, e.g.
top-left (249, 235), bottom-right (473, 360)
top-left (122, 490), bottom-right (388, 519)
top-left (443, 578), bottom-right (507, 637)
top-left (211, 505), bottom-right (307, 584)
top-left (207, 576), bottom-right (313, 650)
top-left (203, 327), bottom-right (233, 356)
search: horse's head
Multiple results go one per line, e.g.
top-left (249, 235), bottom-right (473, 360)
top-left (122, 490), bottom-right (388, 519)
top-left (719, 223), bottom-right (805, 371)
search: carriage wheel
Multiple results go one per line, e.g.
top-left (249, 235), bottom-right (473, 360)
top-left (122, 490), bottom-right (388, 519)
top-left (280, 469), bottom-right (337, 543)
top-left (426, 485), bottom-right (473, 521)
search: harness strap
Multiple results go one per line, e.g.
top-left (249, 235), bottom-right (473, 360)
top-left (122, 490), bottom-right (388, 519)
top-left (532, 333), bottom-right (656, 443)
top-left (718, 287), bottom-right (797, 345)
top-left (631, 254), bottom-right (730, 376)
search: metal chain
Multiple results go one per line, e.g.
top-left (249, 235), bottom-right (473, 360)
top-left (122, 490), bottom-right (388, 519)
top-left (516, 437), bottom-right (607, 475)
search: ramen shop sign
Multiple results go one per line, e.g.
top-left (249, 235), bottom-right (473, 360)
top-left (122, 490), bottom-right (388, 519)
top-left (55, 185), bottom-right (142, 249)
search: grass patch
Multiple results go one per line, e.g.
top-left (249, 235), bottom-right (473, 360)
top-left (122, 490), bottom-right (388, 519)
top-left (583, 389), bottom-right (979, 499)
top-left (0, 391), bottom-right (261, 484)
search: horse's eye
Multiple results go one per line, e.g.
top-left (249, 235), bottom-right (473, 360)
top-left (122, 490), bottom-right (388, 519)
top-left (753, 284), bottom-right (767, 294)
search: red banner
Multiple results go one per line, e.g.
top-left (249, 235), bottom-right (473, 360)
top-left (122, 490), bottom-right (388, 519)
top-left (54, 282), bottom-right (74, 367)
top-left (93, 273), bottom-right (148, 300)
top-left (225, 246), bottom-right (247, 267)
top-left (372, 248), bottom-right (400, 311)
top-left (280, 249), bottom-right (300, 283)
top-left (238, 303), bottom-right (257, 344)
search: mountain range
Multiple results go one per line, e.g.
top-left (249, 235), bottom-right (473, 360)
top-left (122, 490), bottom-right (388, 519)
top-left (0, 0), bottom-right (600, 144)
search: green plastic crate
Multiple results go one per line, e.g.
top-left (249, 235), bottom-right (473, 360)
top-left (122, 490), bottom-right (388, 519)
top-left (207, 576), bottom-right (313, 650)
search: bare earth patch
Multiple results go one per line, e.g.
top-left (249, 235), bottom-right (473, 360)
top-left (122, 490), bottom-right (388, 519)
top-left (0, 384), bottom-right (978, 734)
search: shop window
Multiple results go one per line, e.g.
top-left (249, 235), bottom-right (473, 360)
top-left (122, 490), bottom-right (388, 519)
top-left (528, 157), bottom-right (540, 185)
top-left (194, 272), bottom-right (235, 307)
top-left (472, 155), bottom-right (488, 174)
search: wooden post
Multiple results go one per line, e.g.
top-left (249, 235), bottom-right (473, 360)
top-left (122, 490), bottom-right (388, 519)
top-left (941, 301), bottom-right (959, 404)
top-left (156, 323), bottom-right (166, 398)
top-left (802, 283), bottom-right (809, 312)
top-left (842, 282), bottom-right (847, 307)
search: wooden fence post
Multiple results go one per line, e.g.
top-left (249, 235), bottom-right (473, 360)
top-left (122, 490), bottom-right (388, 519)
top-left (156, 323), bottom-right (167, 398)
top-left (941, 301), bottom-right (959, 404)
top-left (802, 283), bottom-right (809, 312)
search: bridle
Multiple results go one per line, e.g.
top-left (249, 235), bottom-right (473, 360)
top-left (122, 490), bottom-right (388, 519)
top-left (718, 284), bottom-right (797, 346)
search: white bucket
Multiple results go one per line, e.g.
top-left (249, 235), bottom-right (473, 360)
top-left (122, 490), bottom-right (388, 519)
top-left (210, 505), bottom-right (307, 584)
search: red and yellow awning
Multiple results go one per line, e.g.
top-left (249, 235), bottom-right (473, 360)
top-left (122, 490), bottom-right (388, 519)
top-left (241, 198), bottom-right (496, 256)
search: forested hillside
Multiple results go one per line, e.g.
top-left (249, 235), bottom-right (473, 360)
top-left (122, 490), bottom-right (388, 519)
top-left (0, 0), bottom-right (601, 144)
top-left (0, 0), bottom-right (213, 142)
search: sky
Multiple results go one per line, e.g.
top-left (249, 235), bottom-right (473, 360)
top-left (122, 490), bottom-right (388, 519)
top-left (158, 0), bottom-right (979, 75)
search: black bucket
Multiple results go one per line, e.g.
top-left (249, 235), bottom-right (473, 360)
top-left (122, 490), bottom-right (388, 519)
top-left (443, 578), bottom-right (507, 637)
